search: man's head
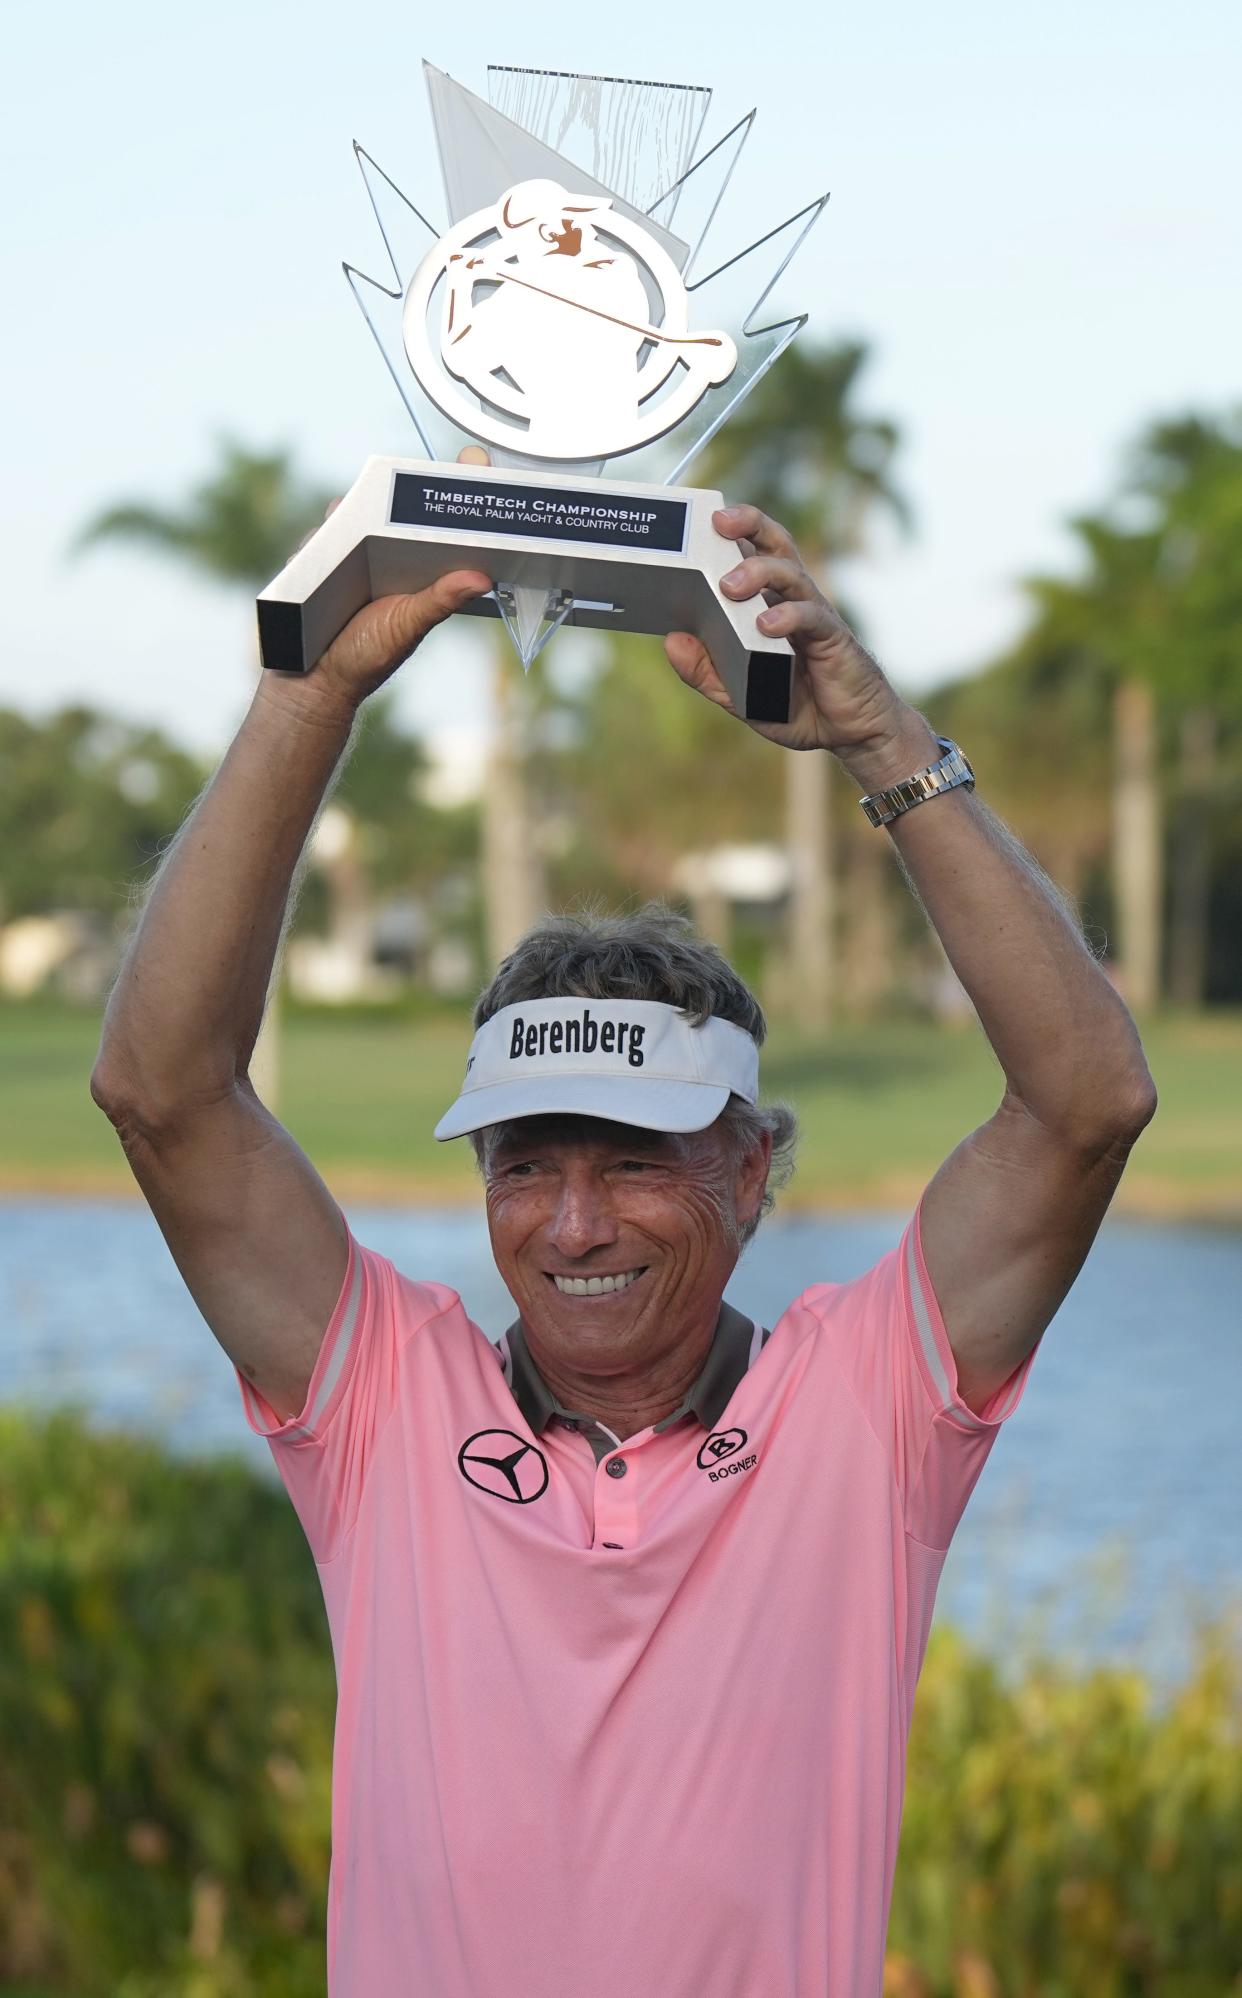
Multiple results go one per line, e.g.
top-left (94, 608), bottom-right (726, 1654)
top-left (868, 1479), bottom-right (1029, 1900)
top-left (436, 907), bottom-right (797, 1378)
top-left (498, 180), bottom-right (608, 259)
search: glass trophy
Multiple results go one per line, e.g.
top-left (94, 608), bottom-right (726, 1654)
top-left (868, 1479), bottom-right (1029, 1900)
top-left (256, 62), bottom-right (826, 724)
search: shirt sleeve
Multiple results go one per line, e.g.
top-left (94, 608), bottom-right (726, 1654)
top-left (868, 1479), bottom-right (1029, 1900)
top-left (810, 1193), bottom-right (1039, 1551)
top-left (233, 1226), bottom-right (421, 1564)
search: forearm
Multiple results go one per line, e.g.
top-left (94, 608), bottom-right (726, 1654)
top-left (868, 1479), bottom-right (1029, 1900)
top-left (837, 710), bottom-right (1156, 1143)
top-left (94, 675), bottom-right (358, 1114)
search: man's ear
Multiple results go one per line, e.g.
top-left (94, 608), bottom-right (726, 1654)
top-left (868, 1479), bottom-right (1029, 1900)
top-left (736, 1128), bottom-right (773, 1229)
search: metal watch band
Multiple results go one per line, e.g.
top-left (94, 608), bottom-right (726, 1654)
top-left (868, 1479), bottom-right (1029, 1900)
top-left (858, 736), bottom-right (975, 829)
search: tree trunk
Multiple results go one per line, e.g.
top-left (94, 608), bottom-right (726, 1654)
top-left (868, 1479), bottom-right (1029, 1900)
top-left (323, 816), bottom-right (373, 970)
top-left (784, 749), bottom-right (834, 1029)
top-left (1168, 705), bottom-right (1216, 1008)
top-left (1111, 676), bottom-right (1162, 1012)
top-left (482, 639), bottom-right (547, 970)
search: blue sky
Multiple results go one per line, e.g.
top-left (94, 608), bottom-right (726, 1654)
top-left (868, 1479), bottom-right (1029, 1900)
top-left (5, 0), bottom-right (1239, 777)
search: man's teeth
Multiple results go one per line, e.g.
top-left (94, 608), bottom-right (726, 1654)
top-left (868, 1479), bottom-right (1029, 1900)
top-left (552, 1269), bottom-right (644, 1296)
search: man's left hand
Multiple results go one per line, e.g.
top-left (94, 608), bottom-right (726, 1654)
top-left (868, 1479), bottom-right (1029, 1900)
top-left (664, 503), bottom-right (935, 785)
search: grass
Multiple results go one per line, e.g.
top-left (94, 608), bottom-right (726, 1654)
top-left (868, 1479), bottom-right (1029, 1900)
top-left (1, 1001), bottom-right (1240, 1218)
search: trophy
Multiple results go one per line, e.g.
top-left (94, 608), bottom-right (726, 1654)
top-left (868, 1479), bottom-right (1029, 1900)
top-left (257, 63), bottom-right (826, 723)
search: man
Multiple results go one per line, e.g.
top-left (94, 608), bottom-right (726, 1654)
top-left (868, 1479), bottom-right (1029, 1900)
top-left (91, 504), bottom-right (1156, 1996)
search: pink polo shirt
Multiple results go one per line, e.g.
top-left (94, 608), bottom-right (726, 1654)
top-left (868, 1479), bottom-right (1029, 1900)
top-left (237, 1197), bottom-right (1035, 1997)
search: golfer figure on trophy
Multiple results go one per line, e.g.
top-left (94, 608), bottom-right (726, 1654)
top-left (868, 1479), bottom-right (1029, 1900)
top-left (438, 178), bottom-right (737, 456)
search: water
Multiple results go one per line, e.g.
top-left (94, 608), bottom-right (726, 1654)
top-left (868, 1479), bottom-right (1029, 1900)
top-left (3, 1199), bottom-right (1238, 1683)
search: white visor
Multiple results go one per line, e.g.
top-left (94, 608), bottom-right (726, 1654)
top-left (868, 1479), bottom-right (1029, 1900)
top-left (434, 997), bottom-right (759, 1141)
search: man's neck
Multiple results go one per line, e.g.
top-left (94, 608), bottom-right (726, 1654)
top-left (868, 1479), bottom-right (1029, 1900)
top-left (522, 1305), bottom-right (722, 1441)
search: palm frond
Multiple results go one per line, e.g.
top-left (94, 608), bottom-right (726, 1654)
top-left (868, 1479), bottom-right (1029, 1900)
top-left (72, 441), bottom-right (334, 587)
top-left (72, 504), bottom-right (199, 560)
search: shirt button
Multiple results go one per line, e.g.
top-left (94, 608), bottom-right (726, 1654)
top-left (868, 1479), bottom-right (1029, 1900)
top-left (606, 1457), bottom-right (628, 1479)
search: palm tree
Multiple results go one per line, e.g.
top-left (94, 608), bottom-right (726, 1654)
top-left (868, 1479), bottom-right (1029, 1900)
top-left (76, 440), bottom-right (333, 1104)
top-left (1008, 411), bottom-right (1242, 1013)
top-left (1128, 413), bottom-right (1242, 1006)
top-left (694, 341), bottom-right (910, 1028)
top-left (78, 440), bottom-right (332, 592)
top-left (1022, 518), bottom-right (1166, 1012)
top-left (481, 640), bottom-right (548, 967)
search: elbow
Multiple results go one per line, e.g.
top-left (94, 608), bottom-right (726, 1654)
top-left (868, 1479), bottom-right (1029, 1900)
top-left (1113, 1067), bottom-right (1158, 1144)
top-left (1075, 1065), bottom-right (1158, 1154)
top-left (1008, 1061), bottom-right (1157, 1157)
top-left (90, 1053), bottom-right (163, 1150)
top-left (90, 1046), bottom-right (231, 1143)
top-left (90, 1052), bottom-right (133, 1127)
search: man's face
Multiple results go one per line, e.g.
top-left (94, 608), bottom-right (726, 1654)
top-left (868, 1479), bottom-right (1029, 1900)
top-left (483, 1114), bottom-right (771, 1379)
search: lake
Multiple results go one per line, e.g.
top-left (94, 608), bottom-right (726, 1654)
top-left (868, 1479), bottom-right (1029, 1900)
top-left (3, 1198), bottom-right (1238, 1685)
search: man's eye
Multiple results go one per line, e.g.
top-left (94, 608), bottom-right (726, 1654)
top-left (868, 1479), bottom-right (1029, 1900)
top-left (615, 1159), bottom-right (653, 1174)
top-left (503, 1160), bottom-right (539, 1178)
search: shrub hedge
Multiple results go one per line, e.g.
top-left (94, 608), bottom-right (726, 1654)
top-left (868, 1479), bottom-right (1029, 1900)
top-left (2, 1410), bottom-right (1238, 1995)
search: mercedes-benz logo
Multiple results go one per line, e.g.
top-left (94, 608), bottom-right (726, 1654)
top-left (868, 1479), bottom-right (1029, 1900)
top-left (458, 1428), bottom-right (550, 1505)
top-left (697, 1427), bottom-right (748, 1470)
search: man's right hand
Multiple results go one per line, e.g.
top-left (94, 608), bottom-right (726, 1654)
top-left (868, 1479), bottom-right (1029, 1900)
top-left (277, 457), bottom-right (492, 719)
top-left (271, 498), bottom-right (490, 721)
top-left (309, 568), bottom-right (492, 714)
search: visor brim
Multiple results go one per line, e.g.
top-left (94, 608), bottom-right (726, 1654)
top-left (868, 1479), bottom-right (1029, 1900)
top-left (433, 1076), bottom-right (733, 1142)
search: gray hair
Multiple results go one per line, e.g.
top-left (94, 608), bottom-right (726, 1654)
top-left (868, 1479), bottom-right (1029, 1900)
top-left (469, 903), bottom-right (798, 1245)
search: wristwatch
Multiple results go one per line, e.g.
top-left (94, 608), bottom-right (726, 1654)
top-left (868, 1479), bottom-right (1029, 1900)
top-left (858, 736), bottom-right (975, 829)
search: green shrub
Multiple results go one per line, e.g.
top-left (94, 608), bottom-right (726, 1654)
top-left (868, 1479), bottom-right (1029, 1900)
top-left (1, 1410), bottom-right (1238, 1995)
top-left (890, 1622), bottom-right (1242, 1996)
top-left (0, 1409), bottom-right (332, 1994)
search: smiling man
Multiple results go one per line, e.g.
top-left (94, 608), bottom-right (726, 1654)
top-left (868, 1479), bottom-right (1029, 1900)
top-left (91, 504), bottom-right (1155, 1997)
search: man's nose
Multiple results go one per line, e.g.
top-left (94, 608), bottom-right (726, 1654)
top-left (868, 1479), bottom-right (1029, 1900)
top-left (546, 1172), bottom-right (619, 1259)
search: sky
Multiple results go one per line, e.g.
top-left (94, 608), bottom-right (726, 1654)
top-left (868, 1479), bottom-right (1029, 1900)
top-left (5, 0), bottom-right (1240, 786)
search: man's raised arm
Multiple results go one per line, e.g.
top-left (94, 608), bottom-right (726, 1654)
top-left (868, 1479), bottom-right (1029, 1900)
top-left (91, 559), bottom-right (489, 1422)
top-left (665, 502), bottom-right (1157, 1415)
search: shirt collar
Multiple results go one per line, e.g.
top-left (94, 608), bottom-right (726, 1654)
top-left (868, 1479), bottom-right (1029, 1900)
top-left (501, 1298), bottom-right (761, 1439)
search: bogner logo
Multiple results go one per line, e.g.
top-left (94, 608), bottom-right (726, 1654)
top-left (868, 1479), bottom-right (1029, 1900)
top-left (458, 1429), bottom-right (549, 1505)
top-left (509, 1008), bottom-right (646, 1068)
top-left (697, 1429), bottom-right (758, 1483)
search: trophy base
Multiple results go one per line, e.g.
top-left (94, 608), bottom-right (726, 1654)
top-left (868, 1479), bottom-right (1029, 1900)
top-left (256, 457), bottom-right (793, 723)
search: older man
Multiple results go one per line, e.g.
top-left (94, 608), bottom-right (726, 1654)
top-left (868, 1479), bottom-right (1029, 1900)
top-left (91, 506), bottom-right (1155, 1998)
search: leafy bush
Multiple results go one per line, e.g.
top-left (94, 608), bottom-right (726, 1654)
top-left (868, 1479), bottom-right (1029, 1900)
top-left (0, 1409), bottom-right (332, 1994)
top-left (890, 1623), bottom-right (1242, 1996)
top-left (2, 1410), bottom-right (1238, 1995)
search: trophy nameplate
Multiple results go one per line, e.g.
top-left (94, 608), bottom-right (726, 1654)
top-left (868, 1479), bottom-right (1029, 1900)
top-left (257, 62), bottom-right (826, 718)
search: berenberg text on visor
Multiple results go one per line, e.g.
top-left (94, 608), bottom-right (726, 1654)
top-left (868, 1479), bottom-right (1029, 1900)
top-left (508, 1009), bottom-right (647, 1068)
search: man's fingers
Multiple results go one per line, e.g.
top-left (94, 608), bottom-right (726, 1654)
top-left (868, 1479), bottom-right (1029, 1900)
top-left (753, 595), bottom-right (836, 642)
top-left (713, 504), bottom-right (799, 560)
top-left (720, 554), bottom-right (816, 604)
top-left (664, 632), bottom-right (739, 716)
top-left (318, 570), bottom-right (491, 678)
top-left (390, 569), bottom-right (493, 648)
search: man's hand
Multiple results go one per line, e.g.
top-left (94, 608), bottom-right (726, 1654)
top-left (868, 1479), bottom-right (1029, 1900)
top-left (664, 503), bottom-right (936, 788)
top-left (268, 473), bottom-right (491, 724)
top-left (308, 563), bottom-right (492, 715)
